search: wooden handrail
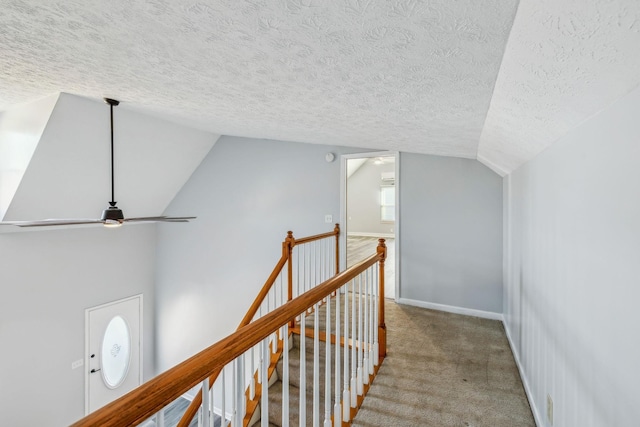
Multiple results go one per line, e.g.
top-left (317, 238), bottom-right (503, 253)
top-left (291, 223), bottom-right (339, 246)
top-left (71, 241), bottom-right (385, 427)
top-left (177, 251), bottom-right (291, 426)
top-left (181, 226), bottom-right (339, 426)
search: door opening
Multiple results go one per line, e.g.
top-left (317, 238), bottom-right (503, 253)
top-left (341, 152), bottom-right (399, 299)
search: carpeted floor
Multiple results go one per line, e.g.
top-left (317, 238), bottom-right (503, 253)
top-left (352, 301), bottom-right (535, 426)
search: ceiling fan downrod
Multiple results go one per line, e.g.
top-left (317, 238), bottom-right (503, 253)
top-left (101, 98), bottom-right (124, 224)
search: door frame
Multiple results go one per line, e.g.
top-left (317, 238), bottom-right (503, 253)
top-left (84, 294), bottom-right (143, 415)
top-left (340, 151), bottom-right (400, 300)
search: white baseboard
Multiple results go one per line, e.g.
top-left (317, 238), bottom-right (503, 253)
top-left (347, 232), bottom-right (395, 238)
top-left (396, 298), bottom-right (502, 320)
top-left (503, 320), bottom-right (543, 427)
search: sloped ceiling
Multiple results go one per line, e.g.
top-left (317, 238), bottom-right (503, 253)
top-left (1, 0), bottom-right (639, 175)
top-left (2, 93), bottom-right (218, 222)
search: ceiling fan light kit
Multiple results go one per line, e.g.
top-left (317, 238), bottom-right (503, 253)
top-left (0, 97), bottom-right (195, 228)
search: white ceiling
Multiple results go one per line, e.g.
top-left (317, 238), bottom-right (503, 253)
top-left (1, 0), bottom-right (639, 175)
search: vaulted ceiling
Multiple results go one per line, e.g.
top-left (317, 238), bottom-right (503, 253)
top-left (1, 0), bottom-right (639, 175)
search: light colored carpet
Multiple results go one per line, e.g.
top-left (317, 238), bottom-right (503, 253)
top-left (352, 301), bottom-right (535, 427)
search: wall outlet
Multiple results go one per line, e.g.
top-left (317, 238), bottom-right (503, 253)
top-left (547, 394), bottom-right (553, 425)
top-left (71, 359), bottom-right (84, 370)
top-left (324, 214), bottom-right (333, 223)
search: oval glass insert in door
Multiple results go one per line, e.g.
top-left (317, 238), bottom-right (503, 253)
top-left (101, 315), bottom-right (131, 388)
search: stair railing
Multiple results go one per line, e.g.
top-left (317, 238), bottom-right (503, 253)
top-left (177, 225), bottom-right (341, 427)
top-left (70, 237), bottom-right (386, 427)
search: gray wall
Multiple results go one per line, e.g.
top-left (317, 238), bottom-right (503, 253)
top-left (399, 153), bottom-right (503, 314)
top-left (504, 85), bottom-right (640, 426)
top-left (0, 225), bottom-right (157, 426)
top-left (155, 136), bottom-right (364, 371)
top-left (347, 159), bottom-right (395, 235)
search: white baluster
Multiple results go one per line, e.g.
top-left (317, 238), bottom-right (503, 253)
top-left (313, 303), bottom-right (320, 427)
top-left (282, 323), bottom-right (289, 427)
top-left (237, 354), bottom-right (245, 426)
top-left (350, 277), bottom-right (357, 407)
top-left (297, 245), bottom-right (302, 299)
top-left (272, 282), bottom-right (278, 354)
top-left (257, 307), bottom-right (263, 388)
top-left (343, 281), bottom-right (351, 421)
top-left (368, 267), bottom-right (375, 375)
top-left (374, 264), bottom-right (379, 366)
top-left (363, 270), bottom-right (370, 386)
top-left (319, 239), bottom-right (324, 286)
top-left (221, 368), bottom-right (226, 427)
top-left (334, 288), bottom-right (341, 423)
top-left (232, 360), bottom-right (237, 427)
top-left (250, 344), bottom-right (255, 400)
top-left (261, 338), bottom-right (269, 427)
top-left (202, 377), bottom-right (210, 427)
top-left (323, 294), bottom-right (332, 427)
top-left (156, 408), bottom-right (165, 427)
top-left (214, 381), bottom-right (219, 427)
top-left (299, 310), bottom-right (306, 425)
top-left (357, 275), bottom-right (364, 396)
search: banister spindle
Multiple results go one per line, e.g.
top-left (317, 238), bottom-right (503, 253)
top-left (221, 368), bottom-right (226, 427)
top-left (282, 323), bottom-right (289, 427)
top-left (250, 343), bottom-right (255, 400)
top-left (334, 223), bottom-right (340, 275)
top-left (363, 269), bottom-right (370, 386)
top-left (201, 377), bottom-right (209, 427)
top-left (261, 338), bottom-right (269, 427)
top-left (368, 267), bottom-right (375, 375)
top-left (334, 286), bottom-right (341, 423)
top-left (373, 265), bottom-right (379, 366)
top-left (299, 309), bottom-right (307, 425)
top-left (357, 274), bottom-right (364, 396)
top-left (313, 303), bottom-right (320, 427)
top-left (323, 294), bottom-right (332, 427)
top-left (232, 360), bottom-right (237, 427)
top-left (343, 280), bottom-right (351, 421)
top-left (350, 277), bottom-right (357, 407)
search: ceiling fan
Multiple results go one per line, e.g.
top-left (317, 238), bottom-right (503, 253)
top-left (0, 98), bottom-right (195, 228)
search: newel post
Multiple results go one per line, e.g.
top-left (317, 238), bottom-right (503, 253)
top-left (334, 223), bottom-right (340, 275)
top-left (377, 238), bottom-right (387, 359)
top-left (285, 231), bottom-right (295, 327)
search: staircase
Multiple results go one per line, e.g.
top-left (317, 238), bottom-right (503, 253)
top-left (263, 333), bottom-right (333, 426)
top-left (250, 288), bottom-right (382, 427)
top-left (70, 226), bottom-right (387, 427)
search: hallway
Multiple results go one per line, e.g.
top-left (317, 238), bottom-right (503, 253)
top-left (353, 302), bottom-right (535, 426)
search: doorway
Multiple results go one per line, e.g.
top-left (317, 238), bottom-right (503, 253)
top-left (341, 152), bottom-right (399, 299)
top-left (85, 295), bottom-right (143, 414)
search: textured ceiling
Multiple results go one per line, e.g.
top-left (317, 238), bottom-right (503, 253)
top-left (0, 0), bottom-right (517, 160)
top-left (479, 0), bottom-right (640, 174)
top-left (1, 0), bottom-right (639, 175)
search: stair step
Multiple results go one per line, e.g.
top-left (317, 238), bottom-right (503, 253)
top-left (253, 298), bottom-right (370, 427)
top-left (265, 379), bottom-right (336, 427)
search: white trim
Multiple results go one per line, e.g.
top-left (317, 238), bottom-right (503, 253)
top-left (347, 232), bottom-right (395, 238)
top-left (503, 320), bottom-right (543, 427)
top-left (340, 150), bottom-right (400, 301)
top-left (397, 298), bottom-right (502, 321)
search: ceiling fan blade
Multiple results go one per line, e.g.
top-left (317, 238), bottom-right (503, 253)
top-left (3, 219), bottom-right (104, 227)
top-left (124, 216), bottom-right (196, 223)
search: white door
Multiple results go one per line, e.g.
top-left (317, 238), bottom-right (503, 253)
top-left (85, 295), bottom-right (143, 414)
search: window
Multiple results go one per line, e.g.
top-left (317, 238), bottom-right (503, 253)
top-left (380, 185), bottom-right (395, 223)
